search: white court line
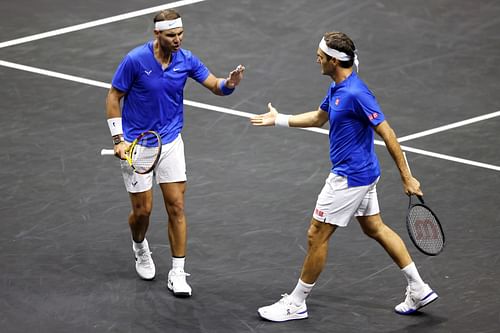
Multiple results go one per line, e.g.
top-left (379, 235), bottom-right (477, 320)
top-left (398, 110), bottom-right (500, 142)
top-left (375, 140), bottom-right (500, 172)
top-left (1, 59), bottom-right (499, 172)
top-left (0, 60), bottom-right (111, 88)
top-left (0, 0), bottom-right (205, 49)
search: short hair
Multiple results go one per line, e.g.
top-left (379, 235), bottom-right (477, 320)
top-left (323, 32), bottom-right (356, 68)
top-left (154, 9), bottom-right (181, 23)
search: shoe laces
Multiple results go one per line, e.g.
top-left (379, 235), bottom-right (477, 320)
top-left (171, 269), bottom-right (190, 277)
top-left (404, 286), bottom-right (411, 297)
top-left (279, 294), bottom-right (292, 305)
top-left (137, 249), bottom-right (153, 267)
top-left (404, 286), bottom-right (418, 305)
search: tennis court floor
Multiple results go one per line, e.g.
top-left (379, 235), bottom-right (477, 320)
top-left (1, 1), bottom-right (499, 332)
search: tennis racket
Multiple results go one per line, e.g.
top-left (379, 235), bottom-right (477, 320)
top-left (101, 130), bottom-right (162, 174)
top-left (406, 194), bottom-right (445, 256)
top-left (402, 152), bottom-right (445, 255)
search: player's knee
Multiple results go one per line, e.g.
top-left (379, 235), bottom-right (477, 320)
top-left (131, 203), bottom-right (152, 219)
top-left (306, 224), bottom-right (322, 247)
top-left (362, 222), bottom-right (386, 240)
top-left (166, 199), bottom-right (185, 219)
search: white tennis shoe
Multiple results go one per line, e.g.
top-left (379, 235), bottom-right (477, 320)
top-left (258, 294), bottom-right (308, 322)
top-left (133, 239), bottom-right (155, 280)
top-left (395, 284), bottom-right (438, 315)
top-left (167, 268), bottom-right (192, 297)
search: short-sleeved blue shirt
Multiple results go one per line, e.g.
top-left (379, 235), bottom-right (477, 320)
top-left (320, 72), bottom-right (385, 187)
top-left (111, 41), bottom-right (210, 144)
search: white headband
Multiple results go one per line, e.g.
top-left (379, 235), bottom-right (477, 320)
top-left (319, 37), bottom-right (359, 72)
top-left (154, 18), bottom-right (183, 31)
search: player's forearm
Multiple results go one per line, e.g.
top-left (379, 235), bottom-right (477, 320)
top-left (375, 121), bottom-right (411, 181)
top-left (289, 110), bottom-right (327, 128)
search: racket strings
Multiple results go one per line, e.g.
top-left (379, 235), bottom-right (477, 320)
top-left (408, 205), bottom-right (444, 254)
top-left (130, 134), bottom-right (161, 173)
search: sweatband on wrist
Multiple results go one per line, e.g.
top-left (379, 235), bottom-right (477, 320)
top-left (219, 79), bottom-right (235, 96)
top-left (275, 113), bottom-right (291, 127)
top-left (107, 117), bottom-right (123, 136)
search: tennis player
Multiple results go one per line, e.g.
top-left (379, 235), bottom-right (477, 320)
top-left (105, 9), bottom-right (245, 297)
top-left (250, 32), bottom-right (437, 321)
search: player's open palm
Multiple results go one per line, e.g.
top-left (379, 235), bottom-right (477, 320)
top-left (227, 65), bottom-right (245, 86)
top-left (250, 103), bottom-right (279, 126)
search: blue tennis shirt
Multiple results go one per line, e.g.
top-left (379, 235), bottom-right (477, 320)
top-left (112, 41), bottom-right (210, 144)
top-left (320, 72), bottom-right (385, 187)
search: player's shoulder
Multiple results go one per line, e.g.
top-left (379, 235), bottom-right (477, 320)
top-left (348, 74), bottom-right (374, 96)
top-left (127, 41), bottom-right (153, 59)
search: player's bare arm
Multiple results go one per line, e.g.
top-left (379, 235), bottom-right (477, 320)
top-left (202, 64), bottom-right (245, 96)
top-left (374, 120), bottom-right (422, 196)
top-left (250, 103), bottom-right (328, 128)
top-left (105, 87), bottom-right (129, 159)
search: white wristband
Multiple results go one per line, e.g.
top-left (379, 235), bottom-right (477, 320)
top-left (107, 117), bottom-right (123, 136)
top-left (275, 113), bottom-right (291, 127)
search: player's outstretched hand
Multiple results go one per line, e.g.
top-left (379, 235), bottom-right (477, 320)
top-left (250, 103), bottom-right (279, 126)
top-left (226, 64), bottom-right (245, 87)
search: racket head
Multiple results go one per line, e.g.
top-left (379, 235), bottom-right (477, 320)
top-left (127, 130), bottom-right (162, 174)
top-left (406, 195), bottom-right (445, 256)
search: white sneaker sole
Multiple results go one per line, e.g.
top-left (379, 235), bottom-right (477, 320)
top-left (257, 308), bottom-right (308, 322)
top-left (167, 281), bottom-right (192, 297)
top-left (395, 291), bottom-right (439, 315)
top-left (135, 263), bottom-right (155, 280)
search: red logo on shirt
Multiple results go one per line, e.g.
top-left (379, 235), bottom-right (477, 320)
top-left (368, 113), bottom-right (379, 120)
top-left (335, 98), bottom-right (340, 106)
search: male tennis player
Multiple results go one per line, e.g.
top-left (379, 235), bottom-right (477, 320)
top-left (105, 9), bottom-right (244, 297)
top-left (251, 32), bottom-right (437, 321)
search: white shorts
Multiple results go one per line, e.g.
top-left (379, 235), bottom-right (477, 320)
top-left (120, 134), bottom-right (187, 193)
top-left (313, 173), bottom-right (380, 227)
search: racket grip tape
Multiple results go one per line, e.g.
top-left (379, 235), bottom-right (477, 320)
top-left (100, 149), bottom-right (115, 155)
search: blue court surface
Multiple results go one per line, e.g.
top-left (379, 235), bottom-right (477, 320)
top-left (1, 1), bottom-right (499, 332)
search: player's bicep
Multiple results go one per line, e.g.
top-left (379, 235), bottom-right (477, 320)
top-left (373, 120), bottom-right (393, 139)
top-left (316, 107), bottom-right (329, 126)
top-left (106, 87), bottom-right (126, 116)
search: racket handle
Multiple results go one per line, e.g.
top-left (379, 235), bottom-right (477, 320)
top-left (100, 149), bottom-right (115, 156)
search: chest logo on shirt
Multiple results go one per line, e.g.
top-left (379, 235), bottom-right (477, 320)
top-left (144, 70), bottom-right (152, 75)
top-left (335, 98), bottom-right (340, 106)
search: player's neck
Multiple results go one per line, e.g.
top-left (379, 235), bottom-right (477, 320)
top-left (332, 67), bottom-right (353, 84)
top-left (153, 40), bottom-right (172, 70)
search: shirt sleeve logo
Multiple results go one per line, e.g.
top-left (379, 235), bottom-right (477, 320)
top-left (368, 113), bottom-right (379, 120)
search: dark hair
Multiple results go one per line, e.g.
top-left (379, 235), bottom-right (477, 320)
top-left (154, 9), bottom-right (181, 22)
top-left (323, 32), bottom-right (356, 68)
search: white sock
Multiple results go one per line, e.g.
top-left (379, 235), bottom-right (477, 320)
top-left (132, 238), bottom-right (147, 251)
top-left (290, 279), bottom-right (315, 305)
top-left (172, 257), bottom-right (185, 271)
top-left (401, 262), bottom-right (425, 290)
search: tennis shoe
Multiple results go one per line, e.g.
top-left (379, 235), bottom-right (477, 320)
top-left (133, 239), bottom-right (155, 280)
top-left (258, 294), bottom-right (308, 322)
top-left (167, 268), bottom-right (192, 297)
top-left (395, 284), bottom-right (438, 315)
